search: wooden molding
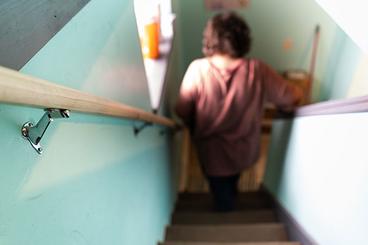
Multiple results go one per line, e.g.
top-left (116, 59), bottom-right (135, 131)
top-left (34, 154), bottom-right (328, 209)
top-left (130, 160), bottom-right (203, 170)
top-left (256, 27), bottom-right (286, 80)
top-left (0, 66), bottom-right (175, 128)
top-left (178, 128), bottom-right (191, 192)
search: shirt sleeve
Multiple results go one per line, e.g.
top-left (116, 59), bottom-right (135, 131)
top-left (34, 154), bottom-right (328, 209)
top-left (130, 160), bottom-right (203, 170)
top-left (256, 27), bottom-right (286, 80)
top-left (175, 61), bottom-right (199, 129)
top-left (260, 61), bottom-right (303, 108)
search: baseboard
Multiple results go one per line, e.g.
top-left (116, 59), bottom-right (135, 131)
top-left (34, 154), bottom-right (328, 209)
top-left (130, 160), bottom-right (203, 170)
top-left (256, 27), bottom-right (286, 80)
top-left (262, 185), bottom-right (319, 245)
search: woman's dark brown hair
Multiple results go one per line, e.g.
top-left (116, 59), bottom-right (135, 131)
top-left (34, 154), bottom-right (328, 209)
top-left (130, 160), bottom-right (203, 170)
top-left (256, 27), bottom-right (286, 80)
top-left (202, 12), bottom-right (252, 58)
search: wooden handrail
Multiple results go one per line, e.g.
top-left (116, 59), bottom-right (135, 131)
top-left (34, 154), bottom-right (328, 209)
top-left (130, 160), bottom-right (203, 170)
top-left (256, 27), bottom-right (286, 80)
top-left (270, 95), bottom-right (368, 119)
top-left (296, 95), bottom-right (368, 117)
top-left (0, 66), bottom-right (176, 128)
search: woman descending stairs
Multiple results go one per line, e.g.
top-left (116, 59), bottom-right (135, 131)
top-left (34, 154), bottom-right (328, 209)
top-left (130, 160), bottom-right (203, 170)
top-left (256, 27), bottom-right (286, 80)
top-left (160, 191), bottom-right (300, 245)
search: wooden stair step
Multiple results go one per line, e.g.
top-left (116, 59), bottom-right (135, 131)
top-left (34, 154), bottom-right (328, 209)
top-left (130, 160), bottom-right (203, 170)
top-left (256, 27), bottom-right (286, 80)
top-left (178, 191), bottom-right (270, 202)
top-left (160, 242), bottom-right (300, 245)
top-left (165, 224), bottom-right (288, 242)
top-left (175, 196), bottom-right (273, 212)
top-left (172, 209), bottom-right (277, 225)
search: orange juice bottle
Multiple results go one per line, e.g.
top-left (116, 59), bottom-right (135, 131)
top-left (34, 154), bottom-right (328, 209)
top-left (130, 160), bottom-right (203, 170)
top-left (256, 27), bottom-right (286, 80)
top-left (142, 18), bottom-right (160, 59)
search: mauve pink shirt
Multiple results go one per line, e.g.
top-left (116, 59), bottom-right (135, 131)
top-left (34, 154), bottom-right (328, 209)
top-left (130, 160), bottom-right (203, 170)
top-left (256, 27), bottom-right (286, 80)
top-left (176, 58), bottom-right (301, 176)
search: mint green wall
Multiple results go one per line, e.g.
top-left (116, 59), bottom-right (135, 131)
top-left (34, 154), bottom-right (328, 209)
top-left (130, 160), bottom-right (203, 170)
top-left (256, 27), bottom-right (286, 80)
top-left (166, 1), bottom-right (185, 113)
top-left (0, 1), bottom-right (175, 244)
top-left (320, 34), bottom-right (363, 100)
top-left (265, 115), bottom-right (368, 244)
top-left (21, 0), bottom-right (150, 110)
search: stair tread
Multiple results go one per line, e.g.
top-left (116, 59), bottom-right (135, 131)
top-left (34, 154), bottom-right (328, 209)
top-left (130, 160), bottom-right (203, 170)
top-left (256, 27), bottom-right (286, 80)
top-left (165, 191), bottom-right (300, 244)
top-left (175, 201), bottom-right (272, 212)
top-left (172, 209), bottom-right (277, 225)
top-left (165, 223), bottom-right (288, 242)
top-left (178, 191), bottom-right (269, 201)
top-left (167, 223), bottom-right (285, 229)
top-left (160, 242), bottom-right (300, 245)
top-left (176, 192), bottom-right (273, 212)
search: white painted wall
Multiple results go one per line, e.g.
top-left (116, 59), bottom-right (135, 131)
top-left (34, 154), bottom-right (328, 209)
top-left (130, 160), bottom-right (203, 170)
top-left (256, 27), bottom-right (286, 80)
top-left (316, 0), bottom-right (368, 53)
top-left (265, 114), bottom-right (368, 244)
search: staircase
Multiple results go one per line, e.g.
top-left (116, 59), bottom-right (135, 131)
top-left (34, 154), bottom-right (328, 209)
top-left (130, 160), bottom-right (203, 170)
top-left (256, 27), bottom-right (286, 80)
top-left (160, 191), bottom-right (300, 245)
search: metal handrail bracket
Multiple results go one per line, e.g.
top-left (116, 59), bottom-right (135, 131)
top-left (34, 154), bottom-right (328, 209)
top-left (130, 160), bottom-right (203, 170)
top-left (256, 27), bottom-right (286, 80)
top-left (21, 109), bottom-right (70, 154)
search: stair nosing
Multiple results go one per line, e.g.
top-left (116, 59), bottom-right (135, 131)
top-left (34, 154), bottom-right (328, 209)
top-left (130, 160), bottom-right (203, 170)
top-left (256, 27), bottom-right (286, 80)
top-left (167, 222), bottom-right (285, 228)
